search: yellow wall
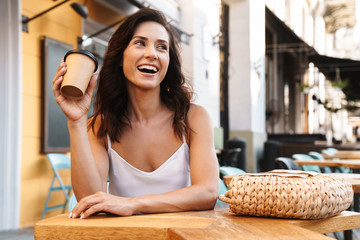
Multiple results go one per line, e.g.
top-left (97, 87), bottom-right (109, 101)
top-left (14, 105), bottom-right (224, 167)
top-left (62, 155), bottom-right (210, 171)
top-left (21, 0), bottom-right (81, 227)
top-left (20, 0), bottom-right (120, 227)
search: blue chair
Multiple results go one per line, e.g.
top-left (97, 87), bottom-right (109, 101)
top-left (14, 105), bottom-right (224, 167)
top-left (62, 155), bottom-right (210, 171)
top-left (219, 166), bottom-right (246, 179)
top-left (68, 193), bottom-right (77, 212)
top-left (217, 167), bottom-right (246, 208)
top-left (326, 147), bottom-right (339, 154)
top-left (41, 153), bottom-right (72, 219)
top-left (291, 154), bottom-right (322, 173)
top-left (275, 157), bottom-right (301, 170)
top-left (321, 149), bottom-right (351, 173)
top-left (216, 178), bottom-right (229, 207)
top-left (308, 151), bottom-right (325, 160)
top-left (308, 151), bottom-right (333, 173)
top-left (218, 179), bottom-right (228, 196)
top-left (321, 148), bottom-right (338, 158)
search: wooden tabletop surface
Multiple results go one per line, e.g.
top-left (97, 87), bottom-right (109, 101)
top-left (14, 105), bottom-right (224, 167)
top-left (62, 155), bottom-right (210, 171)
top-left (34, 208), bottom-right (360, 240)
top-left (294, 159), bottom-right (360, 169)
top-left (322, 150), bottom-right (360, 159)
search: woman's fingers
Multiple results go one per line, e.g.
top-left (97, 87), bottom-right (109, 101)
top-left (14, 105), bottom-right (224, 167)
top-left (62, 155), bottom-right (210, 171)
top-left (80, 204), bottom-right (104, 219)
top-left (56, 61), bottom-right (64, 72)
top-left (69, 193), bottom-right (136, 219)
top-left (52, 62), bottom-right (67, 101)
top-left (53, 62), bottom-right (67, 84)
top-left (52, 75), bottom-right (63, 99)
top-left (70, 192), bottom-right (105, 218)
top-left (85, 74), bottom-right (98, 99)
top-left (54, 67), bottom-right (66, 84)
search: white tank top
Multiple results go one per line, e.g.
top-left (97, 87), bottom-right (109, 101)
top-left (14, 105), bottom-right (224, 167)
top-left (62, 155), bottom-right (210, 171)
top-left (107, 135), bottom-right (191, 197)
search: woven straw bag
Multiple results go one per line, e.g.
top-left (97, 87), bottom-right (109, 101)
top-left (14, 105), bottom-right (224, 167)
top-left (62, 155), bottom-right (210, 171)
top-left (219, 170), bottom-right (353, 219)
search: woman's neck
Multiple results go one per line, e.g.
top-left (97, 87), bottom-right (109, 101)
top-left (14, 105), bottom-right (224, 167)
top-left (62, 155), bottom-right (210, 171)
top-left (127, 88), bottom-right (167, 125)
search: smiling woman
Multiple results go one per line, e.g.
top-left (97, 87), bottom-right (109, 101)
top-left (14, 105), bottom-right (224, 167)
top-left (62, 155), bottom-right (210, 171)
top-left (51, 8), bottom-right (219, 219)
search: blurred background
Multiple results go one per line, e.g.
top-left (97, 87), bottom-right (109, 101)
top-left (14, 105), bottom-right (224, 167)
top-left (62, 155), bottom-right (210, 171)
top-left (1, 0), bottom-right (359, 232)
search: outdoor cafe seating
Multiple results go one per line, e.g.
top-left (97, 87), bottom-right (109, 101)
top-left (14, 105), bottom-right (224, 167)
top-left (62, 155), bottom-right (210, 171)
top-left (35, 149), bottom-right (360, 240)
top-left (41, 153), bottom-right (72, 220)
top-left (35, 133), bottom-right (360, 240)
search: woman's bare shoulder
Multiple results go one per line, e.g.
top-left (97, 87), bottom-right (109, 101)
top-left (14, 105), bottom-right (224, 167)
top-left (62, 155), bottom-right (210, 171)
top-left (187, 104), bottom-right (211, 121)
top-left (187, 104), bottom-right (212, 129)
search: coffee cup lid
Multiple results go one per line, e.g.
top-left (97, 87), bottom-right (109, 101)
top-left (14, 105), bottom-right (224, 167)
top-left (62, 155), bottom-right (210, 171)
top-left (64, 49), bottom-right (98, 72)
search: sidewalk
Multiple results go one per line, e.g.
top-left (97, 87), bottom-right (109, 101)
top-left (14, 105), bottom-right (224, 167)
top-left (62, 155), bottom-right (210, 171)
top-left (0, 227), bottom-right (34, 240)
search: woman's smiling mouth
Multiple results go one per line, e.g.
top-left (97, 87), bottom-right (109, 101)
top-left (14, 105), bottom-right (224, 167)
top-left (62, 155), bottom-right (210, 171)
top-left (137, 64), bottom-right (159, 74)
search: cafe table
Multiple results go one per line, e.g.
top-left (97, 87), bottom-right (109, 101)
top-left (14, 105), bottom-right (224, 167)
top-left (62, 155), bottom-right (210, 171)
top-left (322, 150), bottom-right (360, 160)
top-left (294, 159), bottom-right (360, 171)
top-left (34, 208), bottom-right (360, 240)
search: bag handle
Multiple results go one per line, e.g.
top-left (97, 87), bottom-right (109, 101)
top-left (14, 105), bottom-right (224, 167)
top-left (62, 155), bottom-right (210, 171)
top-left (242, 169), bottom-right (319, 178)
top-left (218, 194), bottom-right (232, 204)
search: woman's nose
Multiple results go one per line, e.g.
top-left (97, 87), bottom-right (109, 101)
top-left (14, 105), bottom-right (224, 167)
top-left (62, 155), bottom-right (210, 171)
top-left (144, 45), bottom-right (157, 59)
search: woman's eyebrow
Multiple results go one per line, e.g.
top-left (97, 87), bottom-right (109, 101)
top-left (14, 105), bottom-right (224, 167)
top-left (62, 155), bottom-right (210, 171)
top-left (132, 35), bottom-right (168, 44)
top-left (132, 36), bottom-right (147, 40)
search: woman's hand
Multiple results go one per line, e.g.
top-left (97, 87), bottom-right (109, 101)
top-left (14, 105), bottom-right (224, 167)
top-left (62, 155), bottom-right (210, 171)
top-left (52, 60), bottom-right (97, 123)
top-left (69, 192), bottom-right (138, 219)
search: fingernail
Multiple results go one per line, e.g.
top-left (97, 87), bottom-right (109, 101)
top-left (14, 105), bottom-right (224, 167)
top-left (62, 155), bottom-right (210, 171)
top-left (61, 67), bottom-right (66, 71)
top-left (80, 214), bottom-right (84, 219)
top-left (68, 212), bottom-right (72, 218)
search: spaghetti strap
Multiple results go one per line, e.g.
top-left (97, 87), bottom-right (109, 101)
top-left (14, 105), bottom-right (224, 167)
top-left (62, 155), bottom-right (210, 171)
top-left (182, 134), bottom-right (190, 147)
top-left (106, 134), bottom-right (112, 151)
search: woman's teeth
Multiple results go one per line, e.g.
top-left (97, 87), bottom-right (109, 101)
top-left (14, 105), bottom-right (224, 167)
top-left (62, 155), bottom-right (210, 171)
top-left (138, 65), bottom-right (158, 73)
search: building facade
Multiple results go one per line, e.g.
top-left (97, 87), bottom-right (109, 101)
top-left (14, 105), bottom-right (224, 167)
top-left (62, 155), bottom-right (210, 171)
top-left (1, 0), bottom-right (221, 229)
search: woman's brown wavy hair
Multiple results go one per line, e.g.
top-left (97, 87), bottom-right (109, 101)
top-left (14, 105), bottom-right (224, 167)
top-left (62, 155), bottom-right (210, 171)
top-left (89, 8), bottom-right (193, 142)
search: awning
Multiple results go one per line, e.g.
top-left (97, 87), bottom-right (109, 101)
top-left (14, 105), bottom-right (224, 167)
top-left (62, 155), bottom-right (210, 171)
top-left (266, 7), bottom-right (312, 50)
top-left (308, 53), bottom-right (360, 100)
top-left (266, 7), bottom-right (360, 101)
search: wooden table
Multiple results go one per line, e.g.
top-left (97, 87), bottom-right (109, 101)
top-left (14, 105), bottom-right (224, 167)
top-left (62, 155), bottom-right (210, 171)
top-left (294, 159), bottom-right (360, 170)
top-left (34, 209), bottom-right (360, 240)
top-left (335, 174), bottom-right (360, 193)
top-left (314, 141), bottom-right (360, 150)
top-left (322, 150), bottom-right (360, 159)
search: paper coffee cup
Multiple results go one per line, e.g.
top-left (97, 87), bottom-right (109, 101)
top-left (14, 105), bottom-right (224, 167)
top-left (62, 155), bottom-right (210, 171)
top-left (61, 49), bottom-right (98, 100)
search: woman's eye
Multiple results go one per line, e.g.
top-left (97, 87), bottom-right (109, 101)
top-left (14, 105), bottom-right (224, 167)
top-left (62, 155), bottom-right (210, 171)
top-left (135, 41), bottom-right (145, 46)
top-left (157, 45), bottom-right (167, 50)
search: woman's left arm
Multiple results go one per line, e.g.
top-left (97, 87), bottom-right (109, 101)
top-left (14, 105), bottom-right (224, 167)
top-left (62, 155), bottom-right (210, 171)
top-left (71, 105), bottom-right (219, 218)
top-left (181, 104), bottom-right (220, 209)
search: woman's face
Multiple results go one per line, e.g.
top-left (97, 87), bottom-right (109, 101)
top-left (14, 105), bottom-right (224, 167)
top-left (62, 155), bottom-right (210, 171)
top-left (123, 21), bottom-right (170, 91)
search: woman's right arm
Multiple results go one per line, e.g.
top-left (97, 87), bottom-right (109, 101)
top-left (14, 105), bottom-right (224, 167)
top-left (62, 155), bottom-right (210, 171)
top-left (52, 61), bottom-right (109, 201)
top-left (68, 118), bottom-right (109, 201)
